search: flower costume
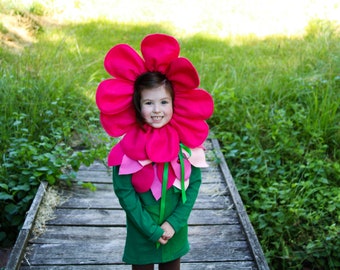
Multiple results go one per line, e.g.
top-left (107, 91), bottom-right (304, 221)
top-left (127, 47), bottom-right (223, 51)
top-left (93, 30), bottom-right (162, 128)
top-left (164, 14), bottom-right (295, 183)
top-left (96, 33), bottom-right (213, 265)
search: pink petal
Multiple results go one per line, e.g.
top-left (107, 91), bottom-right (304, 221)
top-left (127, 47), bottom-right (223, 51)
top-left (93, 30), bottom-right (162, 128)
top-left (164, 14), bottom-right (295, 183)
top-left (145, 125), bottom-right (180, 162)
top-left (104, 44), bottom-right (146, 80)
top-left (173, 178), bottom-right (189, 191)
top-left (156, 163), bottom-right (176, 189)
top-left (188, 147), bottom-right (209, 168)
top-left (141, 34), bottom-right (180, 73)
top-left (131, 164), bottom-right (154, 192)
top-left (108, 142), bottom-right (124, 166)
top-left (100, 108), bottom-right (136, 137)
top-left (170, 158), bottom-right (192, 180)
top-left (119, 155), bottom-right (143, 174)
top-left (120, 126), bottom-right (149, 161)
top-left (166, 57), bottom-right (200, 91)
top-left (174, 89), bottom-right (214, 119)
top-left (171, 117), bottom-right (209, 148)
top-left (151, 169), bottom-right (162, 200)
top-left (96, 78), bottom-right (134, 114)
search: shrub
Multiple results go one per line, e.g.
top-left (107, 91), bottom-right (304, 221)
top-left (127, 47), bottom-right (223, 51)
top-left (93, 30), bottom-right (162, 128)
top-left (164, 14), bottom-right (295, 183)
top-left (210, 20), bottom-right (340, 269)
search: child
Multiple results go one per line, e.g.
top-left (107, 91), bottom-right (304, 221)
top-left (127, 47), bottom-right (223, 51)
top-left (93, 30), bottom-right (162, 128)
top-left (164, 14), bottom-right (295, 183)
top-left (96, 34), bottom-right (214, 270)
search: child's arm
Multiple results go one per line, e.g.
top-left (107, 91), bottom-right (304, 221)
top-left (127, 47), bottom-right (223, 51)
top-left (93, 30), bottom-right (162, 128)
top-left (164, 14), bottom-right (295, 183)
top-left (112, 166), bottom-right (164, 243)
top-left (165, 166), bottom-right (202, 233)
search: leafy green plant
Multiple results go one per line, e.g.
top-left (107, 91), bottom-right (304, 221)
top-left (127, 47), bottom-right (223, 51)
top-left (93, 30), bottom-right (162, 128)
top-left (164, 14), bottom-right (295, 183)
top-left (0, 7), bottom-right (113, 246)
top-left (210, 20), bottom-right (340, 269)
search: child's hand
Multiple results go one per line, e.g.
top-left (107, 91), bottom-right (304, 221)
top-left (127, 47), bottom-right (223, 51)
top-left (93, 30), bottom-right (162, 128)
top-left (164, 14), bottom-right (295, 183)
top-left (158, 233), bottom-right (169, 245)
top-left (158, 221), bottom-right (175, 245)
top-left (161, 221), bottom-right (175, 240)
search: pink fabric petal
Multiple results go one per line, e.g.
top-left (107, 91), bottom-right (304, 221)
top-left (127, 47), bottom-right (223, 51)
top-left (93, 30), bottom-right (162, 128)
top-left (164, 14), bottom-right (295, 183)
top-left (131, 164), bottom-right (154, 193)
top-left (151, 168), bottom-right (162, 200)
top-left (170, 158), bottom-right (192, 180)
top-left (104, 44), bottom-right (146, 80)
top-left (96, 79), bottom-right (134, 114)
top-left (145, 125), bottom-right (180, 163)
top-left (141, 34), bottom-right (180, 73)
top-left (188, 147), bottom-right (209, 168)
top-left (173, 178), bottom-right (189, 190)
top-left (166, 57), bottom-right (199, 91)
top-left (108, 142), bottom-right (124, 166)
top-left (174, 89), bottom-right (214, 119)
top-left (139, 160), bottom-right (152, 167)
top-left (120, 126), bottom-right (149, 161)
top-left (119, 155), bottom-right (143, 175)
top-left (170, 117), bottom-right (209, 148)
top-left (156, 163), bottom-right (176, 189)
top-left (100, 108), bottom-right (136, 137)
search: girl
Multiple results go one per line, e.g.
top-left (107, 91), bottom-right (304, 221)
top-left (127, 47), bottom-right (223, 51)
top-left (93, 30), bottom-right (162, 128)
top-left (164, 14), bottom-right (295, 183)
top-left (96, 34), bottom-right (214, 270)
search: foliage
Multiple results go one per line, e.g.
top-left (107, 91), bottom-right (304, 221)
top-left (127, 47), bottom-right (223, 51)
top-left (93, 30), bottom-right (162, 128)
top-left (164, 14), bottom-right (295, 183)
top-left (210, 20), bottom-right (340, 269)
top-left (0, 10), bottom-right (113, 246)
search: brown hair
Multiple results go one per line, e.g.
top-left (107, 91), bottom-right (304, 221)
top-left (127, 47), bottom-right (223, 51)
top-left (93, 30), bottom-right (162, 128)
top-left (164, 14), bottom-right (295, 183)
top-left (133, 72), bottom-right (174, 126)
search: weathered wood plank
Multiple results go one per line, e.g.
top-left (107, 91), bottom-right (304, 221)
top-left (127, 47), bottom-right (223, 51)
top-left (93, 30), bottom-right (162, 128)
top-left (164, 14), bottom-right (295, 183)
top-left (21, 261), bottom-right (257, 270)
top-left (23, 239), bottom-right (252, 265)
top-left (59, 182), bottom-right (231, 210)
top-left (28, 224), bottom-right (246, 244)
top-left (75, 165), bottom-right (223, 185)
top-left (46, 208), bottom-right (239, 226)
top-left (6, 182), bottom-right (48, 270)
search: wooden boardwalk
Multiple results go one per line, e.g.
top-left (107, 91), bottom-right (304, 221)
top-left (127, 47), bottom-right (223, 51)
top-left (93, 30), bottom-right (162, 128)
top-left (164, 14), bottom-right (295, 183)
top-left (7, 138), bottom-right (269, 270)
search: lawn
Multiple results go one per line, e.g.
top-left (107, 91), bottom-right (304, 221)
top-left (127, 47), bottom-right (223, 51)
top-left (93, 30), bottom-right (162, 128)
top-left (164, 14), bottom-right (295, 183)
top-left (1, 0), bottom-right (339, 269)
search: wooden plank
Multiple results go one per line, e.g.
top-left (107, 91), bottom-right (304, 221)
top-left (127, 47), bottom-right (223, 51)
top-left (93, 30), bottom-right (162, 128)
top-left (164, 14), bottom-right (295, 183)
top-left (22, 239), bottom-right (252, 266)
top-left (59, 182), bottom-right (231, 210)
top-left (75, 164), bottom-right (223, 185)
top-left (211, 138), bottom-right (269, 270)
top-left (28, 224), bottom-right (246, 244)
top-left (20, 261), bottom-right (257, 270)
top-left (6, 182), bottom-right (48, 270)
top-left (46, 208), bottom-right (240, 226)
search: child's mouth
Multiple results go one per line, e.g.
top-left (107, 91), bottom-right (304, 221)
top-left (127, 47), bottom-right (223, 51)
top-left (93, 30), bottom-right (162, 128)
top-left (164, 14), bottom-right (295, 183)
top-left (152, 116), bottom-right (163, 121)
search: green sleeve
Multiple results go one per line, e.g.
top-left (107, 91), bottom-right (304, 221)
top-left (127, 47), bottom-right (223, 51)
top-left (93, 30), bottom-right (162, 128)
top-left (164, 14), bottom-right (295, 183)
top-left (112, 166), bottom-right (164, 243)
top-left (166, 166), bottom-right (202, 232)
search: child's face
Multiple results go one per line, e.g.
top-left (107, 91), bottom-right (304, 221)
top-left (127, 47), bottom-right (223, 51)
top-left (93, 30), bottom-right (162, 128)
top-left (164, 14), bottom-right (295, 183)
top-left (140, 85), bottom-right (173, 129)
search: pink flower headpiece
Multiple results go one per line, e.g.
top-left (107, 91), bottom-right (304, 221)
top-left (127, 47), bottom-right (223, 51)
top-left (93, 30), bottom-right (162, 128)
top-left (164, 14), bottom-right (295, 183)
top-left (96, 34), bottom-right (214, 197)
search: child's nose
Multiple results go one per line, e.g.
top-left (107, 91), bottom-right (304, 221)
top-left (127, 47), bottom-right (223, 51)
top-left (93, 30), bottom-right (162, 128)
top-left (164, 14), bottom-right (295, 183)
top-left (153, 104), bottom-right (160, 112)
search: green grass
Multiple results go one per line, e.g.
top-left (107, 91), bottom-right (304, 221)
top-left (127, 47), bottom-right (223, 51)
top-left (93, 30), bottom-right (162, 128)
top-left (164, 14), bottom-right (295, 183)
top-left (0, 1), bottom-right (339, 269)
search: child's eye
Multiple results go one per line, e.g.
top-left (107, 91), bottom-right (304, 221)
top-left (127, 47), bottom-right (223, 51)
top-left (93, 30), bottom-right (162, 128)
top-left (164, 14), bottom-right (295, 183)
top-left (145, 101), bottom-right (152, 105)
top-left (161, 100), bottom-right (169, 104)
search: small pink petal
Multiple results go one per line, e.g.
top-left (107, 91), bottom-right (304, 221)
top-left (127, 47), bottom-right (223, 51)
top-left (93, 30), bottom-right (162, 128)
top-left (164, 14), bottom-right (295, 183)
top-left (104, 44), bottom-right (146, 80)
top-left (100, 108), bottom-right (136, 137)
top-left (141, 34), bottom-right (180, 73)
top-left (138, 160), bottom-right (152, 167)
top-left (173, 178), bottom-right (189, 191)
top-left (96, 79), bottom-right (134, 114)
top-left (166, 57), bottom-right (199, 91)
top-left (108, 142), bottom-right (124, 166)
top-left (150, 171), bottom-right (162, 201)
top-left (119, 155), bottom-right (143, 175)
top-left (170, 158), bottom-right (192, 180)
top-left (188, 147), bottom-right (209, 168)
top-left (131, 164), bottom-right (154, 193)
top-left (156, 163), bottom-right (176, 189)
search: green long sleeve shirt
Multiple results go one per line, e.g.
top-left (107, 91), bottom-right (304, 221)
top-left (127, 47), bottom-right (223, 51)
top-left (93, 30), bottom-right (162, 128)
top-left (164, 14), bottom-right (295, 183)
top-left (112, 165), bottom-right (202, 265)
